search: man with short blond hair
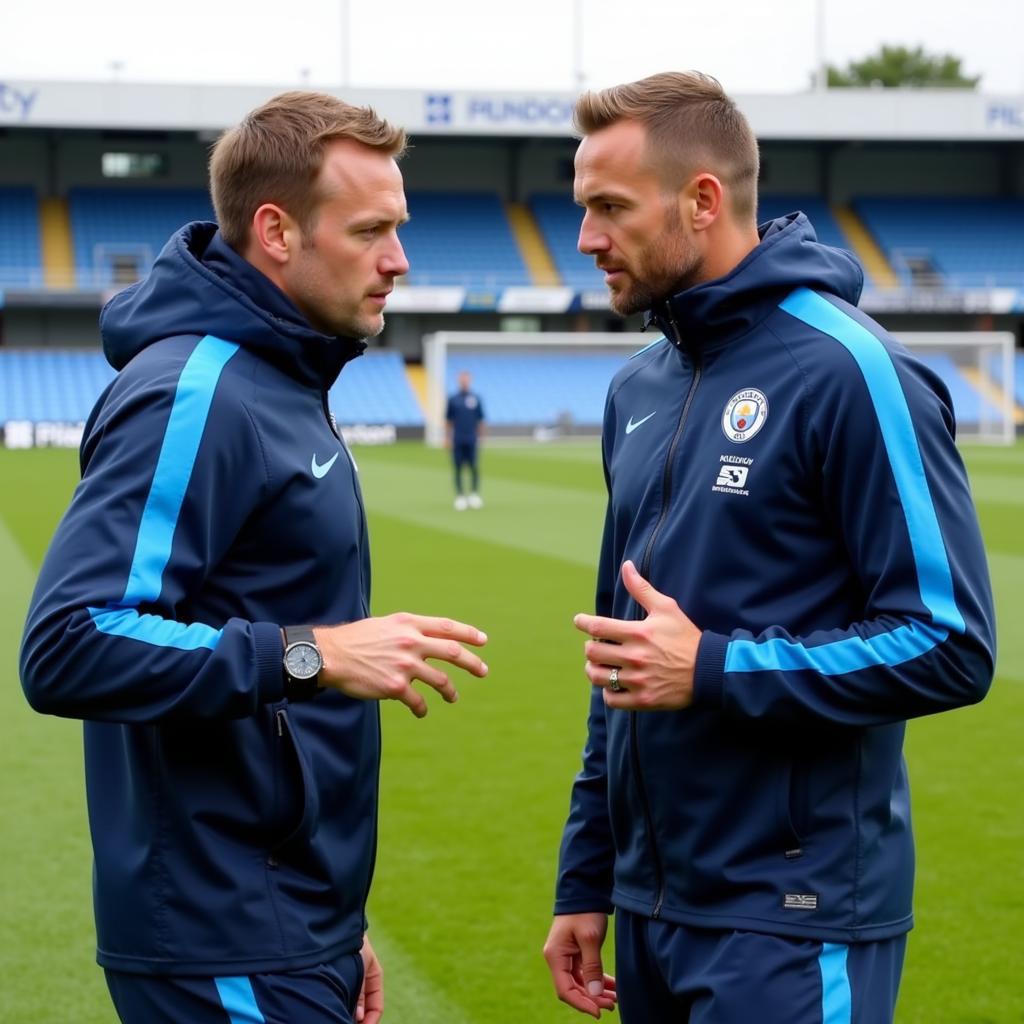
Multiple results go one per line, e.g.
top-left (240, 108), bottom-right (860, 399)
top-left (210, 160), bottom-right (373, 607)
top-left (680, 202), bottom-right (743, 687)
top-left (543, 71), bottom-right (994, 1024)
top-left (22, 91), bottom-right (488, 1024)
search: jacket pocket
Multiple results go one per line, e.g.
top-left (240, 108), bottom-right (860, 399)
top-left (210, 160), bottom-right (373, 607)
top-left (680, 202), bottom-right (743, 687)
top-left (271, 707), bottom-right (321, 852)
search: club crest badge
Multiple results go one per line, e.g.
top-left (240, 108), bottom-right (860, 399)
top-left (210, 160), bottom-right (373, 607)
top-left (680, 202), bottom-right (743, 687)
top-left (722, 388), bottom-right (768, 443)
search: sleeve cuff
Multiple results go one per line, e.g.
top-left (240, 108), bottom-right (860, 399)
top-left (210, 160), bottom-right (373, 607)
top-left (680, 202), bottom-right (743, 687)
top-left (692, 630), bottom-right (728, 709)
top-left (253, 620), bottom-right (285, 704)
top-left (553, 896), bottom-right (615, 916)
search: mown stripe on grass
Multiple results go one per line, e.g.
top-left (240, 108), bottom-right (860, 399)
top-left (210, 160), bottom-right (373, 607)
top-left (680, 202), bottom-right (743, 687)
top-left (358, 460), bottom-right (605, 570)
top-left (367, 928), bottom-right (480, 1024)
top-left (967, 473), bottom-right (1024, 507)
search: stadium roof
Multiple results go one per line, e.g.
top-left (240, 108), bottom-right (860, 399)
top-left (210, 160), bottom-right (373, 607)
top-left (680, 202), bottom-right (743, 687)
top-left (3, 79), bottom-right (1024, 141)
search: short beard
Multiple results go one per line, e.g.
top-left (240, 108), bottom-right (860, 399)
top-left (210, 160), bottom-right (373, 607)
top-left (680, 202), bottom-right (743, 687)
top-left (609, 207), bottom-right (704, 318)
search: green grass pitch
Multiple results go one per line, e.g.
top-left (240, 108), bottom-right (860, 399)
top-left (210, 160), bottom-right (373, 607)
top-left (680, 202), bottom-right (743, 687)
top-left (1, 440), bottom-right (1021, 1023)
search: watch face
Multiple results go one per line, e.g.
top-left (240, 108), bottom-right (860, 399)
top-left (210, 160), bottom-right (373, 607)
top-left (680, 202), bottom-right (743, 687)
top-left (284, 641), bottom-right (322, 680)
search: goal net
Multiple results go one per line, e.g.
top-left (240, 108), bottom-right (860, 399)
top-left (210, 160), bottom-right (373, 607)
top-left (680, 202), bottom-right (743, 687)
top-left (422, 331), bottom-right (650, 446)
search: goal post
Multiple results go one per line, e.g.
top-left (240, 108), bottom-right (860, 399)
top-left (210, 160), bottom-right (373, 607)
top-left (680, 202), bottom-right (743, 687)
top-left (422, 331), bottom-right (650, 446)
top-left (896, 332), bottom-right (1017, 445)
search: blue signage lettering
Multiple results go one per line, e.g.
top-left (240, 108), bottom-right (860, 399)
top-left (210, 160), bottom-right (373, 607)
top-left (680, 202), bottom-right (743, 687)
top-left (466, 97), bottom-right (573, 125)
top-left (0, 84), bottom-right (39, 121)
top-left (986, 104), bottom-right (1024, 130)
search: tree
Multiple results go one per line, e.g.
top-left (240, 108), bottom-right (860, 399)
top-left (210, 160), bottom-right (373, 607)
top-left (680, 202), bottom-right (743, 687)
top-left (826, 45), bottom-right (980, 89)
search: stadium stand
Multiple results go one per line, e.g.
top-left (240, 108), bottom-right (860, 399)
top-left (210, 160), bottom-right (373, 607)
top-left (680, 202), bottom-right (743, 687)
top-left (855, 197), bottom-right (1024, 289)
top-left (988, 351), bottom-right (1024, 407)
top-left (0, 350), bottom-right (115, 421)
top-left (756, 196), bottom-right (851, 251)
top-left (400, 192), bottom-right (530, 287)
top-left (444, 352), bottom-right (627, 426)
top-left (69, 187), bottom-right (214, 287)
top-left (0, 187), bottom-right (43, 288)
top-left (330, 351), bottom-right (424, 426)
top-left (530, 194), bottom-right (603, 290)
top-left (0, 349), bottom-right (423, 428)
top-left (916, 352), bottom-right (1005, 427)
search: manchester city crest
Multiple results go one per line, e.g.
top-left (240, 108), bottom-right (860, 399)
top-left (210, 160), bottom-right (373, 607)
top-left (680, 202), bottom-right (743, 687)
top-left (722, 388), bottom-right (768, 443)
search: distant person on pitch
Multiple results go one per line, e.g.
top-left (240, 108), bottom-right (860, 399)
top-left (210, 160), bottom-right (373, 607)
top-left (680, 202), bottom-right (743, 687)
top-left (542, 71), bottom-right (995, 1024)
top-left (446, 370), bottom-right (485, 510)
top-left (20, 91), bottom-right (489, 1024)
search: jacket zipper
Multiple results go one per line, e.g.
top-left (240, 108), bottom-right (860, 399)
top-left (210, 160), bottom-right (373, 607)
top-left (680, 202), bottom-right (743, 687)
top-left (632, 312), bottom-right (702, 920)
top-left (324, 390), bottom-right (371, 618)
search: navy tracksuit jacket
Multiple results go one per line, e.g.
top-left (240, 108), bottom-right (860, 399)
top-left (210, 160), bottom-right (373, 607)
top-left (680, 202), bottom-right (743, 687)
top-left (21, 224), bottom-right (377, 975)
top-left (555, 213), bottom-right (996, 944)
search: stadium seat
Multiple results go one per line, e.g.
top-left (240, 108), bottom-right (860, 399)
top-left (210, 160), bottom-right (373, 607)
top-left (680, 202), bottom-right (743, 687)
top-left (400, 192), bottom-right (529, 288)
top-left (855, 197), bottom-right (1024, 289)
top-left (445, 352), bottom-right (627, 426)
top-left (0, 349), bottom-right (422, 429)
top-left (0, 350), bottom-right (115, 421)
top-left (915, 352), bottom-right (1004, 427)
top-left (69, 188), bottom-right (214, 287)
top-left (330, 351), bottom-right (424, 426)
top-left (529, 195), bottom-right (603, 290)
top-left (756, 196), bottom-right (852, 252)
top-left (0, 187), bottom-right (44, 288)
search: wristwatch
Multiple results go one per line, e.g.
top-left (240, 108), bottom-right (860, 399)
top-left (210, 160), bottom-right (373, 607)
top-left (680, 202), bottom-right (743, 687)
top-left (282, 625), bottom-right (324, 701)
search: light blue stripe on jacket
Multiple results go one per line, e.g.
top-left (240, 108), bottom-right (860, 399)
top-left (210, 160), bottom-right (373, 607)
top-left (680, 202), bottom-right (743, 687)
top-left (88, 334), bottom-right (238, 650)
top-left (725, 288), bottom-right (962, 675)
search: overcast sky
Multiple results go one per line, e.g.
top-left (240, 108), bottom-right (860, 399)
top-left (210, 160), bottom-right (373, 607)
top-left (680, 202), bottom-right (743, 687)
top-left (5, 0), bottom-right (1023, 94)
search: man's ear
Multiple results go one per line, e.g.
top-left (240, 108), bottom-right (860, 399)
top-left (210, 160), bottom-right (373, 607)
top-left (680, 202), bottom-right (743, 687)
top-left (688, 172), bottom-right (724, 233)
top-left (250, 203), bottom-right (299, 266)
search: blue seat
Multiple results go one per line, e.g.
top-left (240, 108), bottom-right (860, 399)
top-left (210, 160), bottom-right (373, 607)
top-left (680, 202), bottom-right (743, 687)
top-left (530, 195), bottom-right (602, 290)
top-left (0, 187), bottom-right (43, 288)
top-left (0, 350), bottom-right (115, 421)
top-left (400, 193), bottom-right (529, 288)
top-left (856, 197), bottom-right (1024, 289)
top-left (330, 351), bottom-right (423, 426)
top-left (915, 352), bottom-right (1003, 426)
top-left (70, 188), bottom-right (214, 287)
top-left (445, 352), bottom-right (629, 426)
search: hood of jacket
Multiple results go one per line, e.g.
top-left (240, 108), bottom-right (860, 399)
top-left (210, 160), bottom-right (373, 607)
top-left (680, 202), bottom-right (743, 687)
top-left (99, 221), bottom-right (366, 389)
top-left (647, 212), bottom-right (864, 352)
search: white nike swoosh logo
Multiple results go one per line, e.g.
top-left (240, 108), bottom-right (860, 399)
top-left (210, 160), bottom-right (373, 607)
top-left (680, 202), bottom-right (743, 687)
top-left (311, 452), bottom-right (340, 479)
top-left (625, 412), bottom-right (657, 435)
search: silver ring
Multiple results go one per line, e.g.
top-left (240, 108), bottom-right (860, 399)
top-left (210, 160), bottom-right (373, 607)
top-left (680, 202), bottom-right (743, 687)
top-left (608, 667), bottom-right (623, 692)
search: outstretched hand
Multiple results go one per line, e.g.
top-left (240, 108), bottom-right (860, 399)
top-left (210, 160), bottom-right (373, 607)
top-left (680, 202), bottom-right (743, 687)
top-left (315, 613), bottom-right (488, 717)
top-left (574, 560), bottom-right (701, 710)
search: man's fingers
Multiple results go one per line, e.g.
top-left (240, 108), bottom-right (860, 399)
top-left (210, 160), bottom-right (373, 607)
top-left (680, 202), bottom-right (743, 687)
top-left (419, 637), bottom-right (489, 678)
top-left (391, 682), bottom-right (428, 718)
top-left (574, 612), bottom-right (637, 643)
top-left (412, 661), bottom-right (459, 703)
top-left (585, 660), bottom-right (632, 690)
top-left (550, 963), bottom-right (603, 1019)
top-left (408, 614), bottom-right (488, 647)
top-left (621, 558), bottom-right (669, 612)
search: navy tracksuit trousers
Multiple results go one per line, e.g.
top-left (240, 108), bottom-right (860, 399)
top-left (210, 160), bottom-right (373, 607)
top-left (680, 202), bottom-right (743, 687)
top-left (105, 950), bottom-right (364, 1024)
top-left (615, 909), bottom-right (906, 1024)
